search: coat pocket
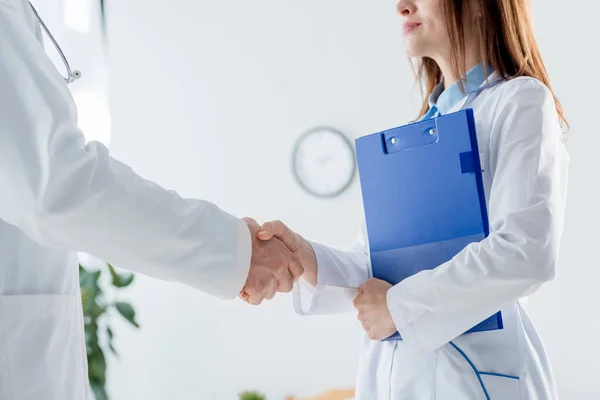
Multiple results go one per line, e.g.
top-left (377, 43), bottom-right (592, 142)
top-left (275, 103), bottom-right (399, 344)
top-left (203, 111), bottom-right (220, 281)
top-left (435, 342), bottom-right (521, 400)
top-left (0, 294), bottom-right (89, 400)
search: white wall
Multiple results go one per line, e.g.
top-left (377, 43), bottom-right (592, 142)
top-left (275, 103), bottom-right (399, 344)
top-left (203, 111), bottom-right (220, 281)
top-left (104, 0), bottom-right (600, 399)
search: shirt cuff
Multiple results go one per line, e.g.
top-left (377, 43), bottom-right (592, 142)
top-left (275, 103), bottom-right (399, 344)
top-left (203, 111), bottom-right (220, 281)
top-left (386, 283), bottom-right (426, 352)
top-left (220, 218), bottom-right (252, 300)
top-left (292, 242), bottom-right (360, 315)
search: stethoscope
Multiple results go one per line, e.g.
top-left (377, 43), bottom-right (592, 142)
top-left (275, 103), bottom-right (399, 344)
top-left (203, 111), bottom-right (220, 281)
top-left (28, 1), bottom-right (82, 84)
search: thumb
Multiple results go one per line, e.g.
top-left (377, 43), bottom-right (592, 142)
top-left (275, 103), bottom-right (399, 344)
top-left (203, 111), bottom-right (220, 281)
top-left (256, 224), bottom-right (275, 241)
top-left (242, 217), bottom-right (260, 232)
top-left (258, 220), bottom-right (300, 251)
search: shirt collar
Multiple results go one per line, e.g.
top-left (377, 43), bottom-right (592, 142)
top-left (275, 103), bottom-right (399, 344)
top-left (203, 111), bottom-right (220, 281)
top-left (428, 63), bottom-right (493, 115)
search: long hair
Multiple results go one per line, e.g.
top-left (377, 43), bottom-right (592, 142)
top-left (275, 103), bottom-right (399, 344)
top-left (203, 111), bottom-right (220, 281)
top-left (415, 0), bottom-right (567, 129)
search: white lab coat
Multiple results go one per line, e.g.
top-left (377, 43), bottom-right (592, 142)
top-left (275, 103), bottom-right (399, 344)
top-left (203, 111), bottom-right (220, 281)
top-left (294, 74), bottom-right (569, 399)
top-left (0, 2), bottom-right (251, 399)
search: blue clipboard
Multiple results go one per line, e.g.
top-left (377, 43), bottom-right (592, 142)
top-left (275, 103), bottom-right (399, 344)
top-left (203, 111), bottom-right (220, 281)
top-left (355, 109), bottom-right (503, 341)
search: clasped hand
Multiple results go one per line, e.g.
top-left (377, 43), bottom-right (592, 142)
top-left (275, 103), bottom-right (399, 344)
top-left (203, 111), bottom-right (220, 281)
top-left (240, 218), bottom-right (397, 341)
top-left (238, 218), bottom-right (308, 305)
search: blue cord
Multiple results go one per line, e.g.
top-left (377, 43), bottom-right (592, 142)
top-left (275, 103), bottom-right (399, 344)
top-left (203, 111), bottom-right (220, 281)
top-left (449, 341), bottom-right (491, 400)
top-left (479, 372), bottom-right (519, 380)
top-left (449, 341), bottom-right (519, 400)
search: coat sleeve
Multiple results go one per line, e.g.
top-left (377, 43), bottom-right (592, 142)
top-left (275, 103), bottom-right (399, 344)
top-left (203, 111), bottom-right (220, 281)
top-left (0, 4), bottom-right (251, 299)
top-left (386, 78), bottom-right (570, 352)
top-left (293, 226), bottom-right (371, 315)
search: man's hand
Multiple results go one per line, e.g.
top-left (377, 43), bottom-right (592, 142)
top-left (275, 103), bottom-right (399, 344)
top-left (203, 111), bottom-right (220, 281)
top-left (354, 278), bottom-right (396, 340)
top-left (256, 220), bottom-right (318, 287)
top-left (239, 218), bottom-right (304, 305)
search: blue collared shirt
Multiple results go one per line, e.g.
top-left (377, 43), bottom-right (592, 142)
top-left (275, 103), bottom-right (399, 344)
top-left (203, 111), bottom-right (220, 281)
top-left (423, 63), bottom-right (493, 119)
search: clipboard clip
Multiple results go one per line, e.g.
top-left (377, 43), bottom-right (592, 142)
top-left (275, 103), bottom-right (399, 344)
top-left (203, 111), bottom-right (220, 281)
top-left (382, 119), bottom-right (439, 154)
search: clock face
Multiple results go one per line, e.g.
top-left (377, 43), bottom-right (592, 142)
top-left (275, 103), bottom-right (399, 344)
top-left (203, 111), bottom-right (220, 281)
top-left (292, 127), bottom-right (357, 198)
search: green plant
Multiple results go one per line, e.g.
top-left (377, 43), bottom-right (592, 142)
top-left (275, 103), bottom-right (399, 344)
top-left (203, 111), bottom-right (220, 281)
top-left (80, 262), bottom-right (140, 400)
top-left (239, 392), bottom-right (266, 400)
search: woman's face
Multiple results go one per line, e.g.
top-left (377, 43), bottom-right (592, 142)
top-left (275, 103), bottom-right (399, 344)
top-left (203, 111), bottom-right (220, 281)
top-left (396, 0), bottom-right (451, 59)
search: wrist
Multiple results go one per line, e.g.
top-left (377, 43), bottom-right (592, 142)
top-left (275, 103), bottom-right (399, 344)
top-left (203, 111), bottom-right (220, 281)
top-left (300, 237), bottom-right (318, 287)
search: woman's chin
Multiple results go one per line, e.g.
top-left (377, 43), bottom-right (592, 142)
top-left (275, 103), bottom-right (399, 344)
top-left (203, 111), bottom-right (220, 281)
top-left (403, 41), bottom-right (425, 58)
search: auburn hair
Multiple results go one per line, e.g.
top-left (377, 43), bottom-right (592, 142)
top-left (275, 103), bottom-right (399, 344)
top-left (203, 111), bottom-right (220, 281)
top-left (415, 0), bottom-right (567, 129)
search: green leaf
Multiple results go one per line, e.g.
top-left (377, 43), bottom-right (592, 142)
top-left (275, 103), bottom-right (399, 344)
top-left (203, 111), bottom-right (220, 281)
top-left (115, 302), bottom-right (140, 328)
top-left (239, 391), bottom-right (266, 400)
top-left (79, 266), bottom-right (101, 289)
top-left (88, 346), bottom-right (107, 385)
top-left (107, 264), bottom-right (135, 288)
top-left (81, 288), bottom-right (95, 314)
top-left (91, 381), bottom-right (109, 400)
top-left (80, 269), bottom-right (102, 314)
top-left (115, 273), bottom-right (134, 288)
top-left (108, 342), bottom-right (118, 357)
top-left (105, 326), bottom-right (118, 356)
top-left (85, 323), bottom-right (99, 350)
top-left (90, 304), bottom-right (106, 320)
top-left (79, 264), bottom-right (88, 285)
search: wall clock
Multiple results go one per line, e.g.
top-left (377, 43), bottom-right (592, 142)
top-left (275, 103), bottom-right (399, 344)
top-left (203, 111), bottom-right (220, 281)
top-left (291, 126), bottom-right (357, 198)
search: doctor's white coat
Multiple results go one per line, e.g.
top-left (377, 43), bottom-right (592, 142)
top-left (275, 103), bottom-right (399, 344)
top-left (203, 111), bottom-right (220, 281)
top-left (0, 2), bottom-right (251, 399)
top-left (294, 75), bottom-right (569, 399)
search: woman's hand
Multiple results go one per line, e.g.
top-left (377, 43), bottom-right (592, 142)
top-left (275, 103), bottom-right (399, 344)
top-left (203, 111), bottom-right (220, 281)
top-left (255, 220), bottom-right (318, 287)
top-left (354, 278), bottom-right (397, 340)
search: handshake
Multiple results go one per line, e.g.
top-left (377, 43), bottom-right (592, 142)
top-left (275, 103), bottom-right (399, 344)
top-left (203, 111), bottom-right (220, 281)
top-left (238, 218), bottom-right (318, 305)
top-left (238, 217), bottom-right (398, 340)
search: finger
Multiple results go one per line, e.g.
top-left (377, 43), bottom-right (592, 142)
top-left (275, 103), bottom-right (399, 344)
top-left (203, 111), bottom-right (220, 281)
top-left (260, 220), bottom-right (299, 252)
top-left (256, 227), bottom-right (275, 241)
top-left (264, 277), bottom-right (278, 300)
top-left (247, 293), bottom-right (265, 305)
top-left (276, 267), bottom-right (294, 293)
top-left (353, 293), bottom-right (363, 309)
top-left (264, 289), bottom-right (276, 301)
top-left (243, 271), bottom-right (270, 303)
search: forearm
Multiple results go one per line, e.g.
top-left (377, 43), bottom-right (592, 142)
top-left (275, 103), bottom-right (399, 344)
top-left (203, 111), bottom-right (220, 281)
top-left (0, 8), bottom-right (252, 299)
top-left (307, 242), bottom-right (370, 288)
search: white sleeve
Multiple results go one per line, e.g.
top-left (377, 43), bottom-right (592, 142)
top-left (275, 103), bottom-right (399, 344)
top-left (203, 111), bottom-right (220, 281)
top-left (293, 227), bottom-right (371, 315)
top-left (0, 4), bottom-right (251, 299)
top-left (386, 78), bottom-right (569, 352)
